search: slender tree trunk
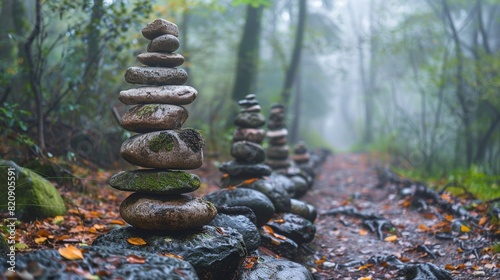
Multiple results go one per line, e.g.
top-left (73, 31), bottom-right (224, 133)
top-left (231, 5), bottom-right (264, 102)
top-left (290, 66), bottom-right (302, 143)
top-left (280, 0), bottom-right (306, 108)
top-left (24, 0), bottom-right (45, 153)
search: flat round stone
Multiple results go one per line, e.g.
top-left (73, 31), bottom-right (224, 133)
top-left (219, 161), bottom-right (272, 177)
top-left (109, 169), bottom-right (200, 194)
top-left (234, 112), bottom-right (266, 128)
top-left (233, 128), bottom-right (265, 144)
top-left (230, 141), bottom-right (265, 164)
top-left (267, 145), bottom-right (290, 160)
top-left (120, 104), bottom-right (188, 133)
top-left (120, 129), bottom-right (204, 169)
top-left (125, 67), bottom-right (188, 85)
top-left (120, 193), bottom-right (217, 231)
top-left (147, 34), bottom-right (180, 52)
top-left (137, 52), bottom-right (184, 67)
top-left (265, 159), bottom-right (291, 169)
top-left (119, 85), bottom-right (198, 105)
top-left (266, 128), bottom-right (288, 139)
top-left (142, 18), bottom-right (179, 39)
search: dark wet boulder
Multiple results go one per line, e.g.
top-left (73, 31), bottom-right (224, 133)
top-left (290, 199), bottom-right (317, 223)
top-left (400, 262), bottom-right (452, 280)
top-left (268, 172), bottom-right (297, 197)
top-left (92, 225), bottom-right (246, 280)
top-left (230, 141), bottom-right (266, 164)
top-left (219, 161), bottom-right (272, 177)
top-left (243, 179), bottom-right (291, 213)
top-left (289, 175), bottom-right (309, 198)
top-left (259, 227), bottom-right (299, 259)
top-left (0, 246), bottom-right (198, 280)
top-left (209, 213), bottom-right (261, 252)
top-left (266, 213), bottom-right (316, 244)
top-left (205, 188), bottom-right (275, 226)
top-left (238, 255), bottom-right (313, 280)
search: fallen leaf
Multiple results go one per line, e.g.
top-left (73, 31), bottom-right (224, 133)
top-left (56, 235), bottom-right (71, 242)
top-left (37, 229), bottom-right (51, 237)
top-left (53, 216), bottom-right (64, 225)
top-left (417, 224), bottom-right (430, 232)
top-left (445, 264), bottom-right (456, 270)
top-left (242, 178), bottom-right (258, 185)
top-left (109, 220), bottom-right (126, 225)
top-left (478, 216), bottom-right (488, 226)
top-left (58, 245), bottom-right (84, 260)
top-left (358, 264), bottom-right (374, 270)
top-left (460, 224), bottom-right (470, 233)
top-left (384, 235), bottom-right (398, 242)
top-left (359, 229), bottom-right (368, 236)
top-left (34, 237), bottom-right (47, 244)
top-left (126, 254), bottom-right (146, 264)
top-left (127, 237), bottom-right (147, 246)
top-left (358, 276), bottom-right (372, 280)
top-left (444, 215), bottom-right (453, 222)
top-left (161, 253), bottom-right (184, 260)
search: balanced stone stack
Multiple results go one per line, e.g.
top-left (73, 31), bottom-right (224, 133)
top-left (94, 19), bottom-right (248, 280)
top-left (219, 94), bottom-right (272, 187)
top-left (109, 18), bottom-right (216, 231)
top-left (265, 104), bottom-right (292, 169)
top-left (293, 141), bottom-right (316, 179)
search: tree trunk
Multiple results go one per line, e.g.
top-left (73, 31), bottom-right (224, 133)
top-left (290, 66), bottom-right (302, 144)
top-left (279, 0), bottom-right (307, 108)
top-left (24, 0), bottom-right (45, 153)
top-left (231, 5), bottom-right (264, 102)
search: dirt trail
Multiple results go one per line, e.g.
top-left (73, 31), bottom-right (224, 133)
top-left (300, 153), bottom-right (498, 279)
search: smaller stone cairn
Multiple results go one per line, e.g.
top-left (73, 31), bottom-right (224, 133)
top-left (265, 104), bottom-right (292, 169)
top-left (292, 140), bottom-right (316, 181)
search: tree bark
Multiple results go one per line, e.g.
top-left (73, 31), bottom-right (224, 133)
top-left (231, 5), bottom-right (264, 102)
top-left (279, 0), bottom-right (307, 108)
top-left (24, 0), bottom-right (45, 153)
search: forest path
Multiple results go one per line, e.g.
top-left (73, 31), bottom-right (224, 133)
top-left (299, 153), bottom-right (496, 279)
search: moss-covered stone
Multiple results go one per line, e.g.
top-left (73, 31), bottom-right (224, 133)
top-left (148, 132), bottom-right (176, 153)
top-left (136, 104), bottom-right (159, 117)
top-left (109, 169), bottom-right (201, 194)
top-left (0, 160), bottom-right (66, 221)
top-left (178, 128), bottom-right (205, 153)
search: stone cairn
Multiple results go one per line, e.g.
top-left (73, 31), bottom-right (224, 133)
top-left (94, 19), bottom-right (249, 280)
top-left (109, 18), bottom-right (217, 232)
top-left (265, 104), bottom-right (292, 169)
top-left (292, 140), bottom-right (316, 180)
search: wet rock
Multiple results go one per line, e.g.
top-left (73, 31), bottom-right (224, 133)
top-left (219, 161), bottom-right (272, 177)
top-left (109, 169), bottom-right (200, 194)
top-left (125, 67), bottom-right (188, 85)
top-left (120, 129), bottom-right (204, 169)
top-left (233, 128), bottom-right (266, 144)
top-left (0, 246), bottom-right (198, 280)
top-left (290, 198), bottom-right (317, 223)
top-left (266, 128), bottom-right (288, 139)
top-left (231, 141), bottom-right (265, 164)
top-left (241, 104), bottom-right (261, 113)
top-left (147, 34), bottom-right (180, 52)
top-left (267, 213), bottom-right (316, 244)
top-left (209, 213), bottom-right (261, 252)
top-left (137, 52), bottom-right (185, 67)
top-left (268, 172), bottom-right (297, 197)
top-left (234, 112), bottom-right (266, 128)
top-left (265, 159), bottom-right (291, 169)
top-left (400, 262), bottom-right (452, 280)
top-left (119, 85), bottom-right (198, 105)
top-left (120, 104), bottom-right (188, 132)
top-left (142, 18), bottom-right (179, 39)
top-left (205, 188), bottom-right (275, 226)
top-left (243, 179), bottom-right (291, 213)
top-left (259, 227), bottom-right (299, 259)
top-left (267, 145), bottom-right (289, 159)
top-left (120, 193), bottom-right (217, 231)
top-left (289, 175), bottom-right (309, 198)
top-left (93, 225), bottom-right (246, 280)
top-left (238, 255), bottom-right (313, 280)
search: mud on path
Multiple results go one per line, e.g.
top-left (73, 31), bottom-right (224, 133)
top-left (298, 153), bottom-right (498, 279)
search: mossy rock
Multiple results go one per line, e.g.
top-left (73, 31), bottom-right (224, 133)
top-left (109, 169), bottom-right (201, 194)
top-left (0, 160), bottom-right (66, 221)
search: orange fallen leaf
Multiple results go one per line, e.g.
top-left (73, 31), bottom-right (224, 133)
top-left (109, 219), bottom-right (126, 225)
top-left (478, 216), bottom-right (488, 226)
top-left (58, 245), bottom-right (84, 260)
top-left (460, 224), bottom-right (470, 233)
top-left (358, 264), bottom-right (374, 270)
top-left (127, 237), bottom-right (147, 246)
top-left (37, 229), bottom-right (51, 237)
top-left (161, 253), bottom-right (184, 260)
top-left (445, 264), bottom-right (456, 270)
top-left (53, 216), bottom-right (64, 225)
top-left (417, 224), bottom-right (430, 232)
top-left (34, 237), bottom-right (47, 244)
top-left (384, 235), bottom-right (398, 242)
top-left (315, 256), bottom-right (327, 266)
top-left (359, 229), bottom-right (368, 236)
top-left (56, 235), bottom-right (71, 242)
top-left (93, 224), bottom-right (106, 231)
top-left (444, 214), bottom-right (453, 222)
top-left (222, 173), bottom-right (229, 179)
top-left (358, 276), bottom-right (372, 280)
top-left (126, 254), bottom-right (146, 264)
top-left (242, 178), bottom-right (258, 185)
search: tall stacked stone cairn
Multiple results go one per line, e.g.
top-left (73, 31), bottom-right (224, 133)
top-left (292, 141), bottom-right (316, 182)
top-left (205, 96), bottom-right (316, 278)
top-left (93, 19), bottom-right (247, 280)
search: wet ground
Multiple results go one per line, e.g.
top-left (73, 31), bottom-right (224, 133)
top-left (298, 153), bottom-right (498, 279)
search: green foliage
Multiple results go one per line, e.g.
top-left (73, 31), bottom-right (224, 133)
top-left (232, 0), bottom-right (271, 8)
top-left (0, 102), bottom-right (34, 147)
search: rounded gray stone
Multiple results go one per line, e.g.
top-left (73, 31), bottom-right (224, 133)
top-left (267, 145), bottom-right (290, 160)
top-left (142, 18), bottom-right (179, 39)
top-left (120, 129), bottom-right (204, 169)
top-left (233, 128), bottom-right (266, 144)
top-left (290, 198), bottom-right (317, 223)
top-left (147, 34), bottom-right (180, 52)
top-left (219, 161), bottom-right (272, 177)
top-left (120, 193), bottom-right (217, 231)
top-left (209, 213), bottom-right (261, 252)
top-left (120, 104), bottom-right (188, 133)
top-left (230, 141), bottom-right (265, 164)
top-left (266, 128), bottom-right (288, 139)
top-left (266, 212), bottom-right (316, 244)
top-left (239, 255), bottom-right (313, 280)
top-left (234, 112), bottom-right (266, 128)
top-left (265, 159), bottom-right (292, 169)
top-left (243, 179), bottom-right (291, 213)
top-left (137, 52), bottom-right (184, 67)
top-left (119, 85), bottom-right (198, 105)
top-left (125, 67), bottom-right (188, 85)
top-left (204, 188), bottom-right (275, 226)
top-left (109, 169), bottom-right (200, 194)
